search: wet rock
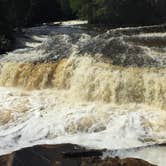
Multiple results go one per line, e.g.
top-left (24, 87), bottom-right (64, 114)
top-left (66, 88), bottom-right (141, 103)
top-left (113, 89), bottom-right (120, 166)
top-left (0, 153), bottom-right (15, 166)
top-left (0, 144), bottom-right (155, 166)
top-left (1, 23), bottom-right (166, 67)
top-left (80, 157), bottom-right (155, 166)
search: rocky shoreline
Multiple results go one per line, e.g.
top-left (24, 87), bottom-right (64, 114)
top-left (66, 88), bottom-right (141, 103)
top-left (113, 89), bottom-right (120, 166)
top-left (0, 144), bottom-right (156, 166)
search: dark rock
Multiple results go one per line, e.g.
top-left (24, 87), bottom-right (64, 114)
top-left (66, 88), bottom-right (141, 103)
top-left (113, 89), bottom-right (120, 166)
top-left (0, 144), bottom-right (156, 166)
top-left (79, 157), bottom-right (155, 166)
top-left (0, 153), bottom-right (15, 166)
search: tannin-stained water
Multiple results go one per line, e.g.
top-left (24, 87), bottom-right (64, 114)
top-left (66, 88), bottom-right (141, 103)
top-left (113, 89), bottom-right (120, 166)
top-left (0, 21), bottom-right (166, 165)
top-left (0, 56), bottom-right (165, 109)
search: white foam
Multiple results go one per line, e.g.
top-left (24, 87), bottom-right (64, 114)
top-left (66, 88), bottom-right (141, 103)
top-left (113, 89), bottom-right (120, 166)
top-left (0, 87), bottom-right (165, 166)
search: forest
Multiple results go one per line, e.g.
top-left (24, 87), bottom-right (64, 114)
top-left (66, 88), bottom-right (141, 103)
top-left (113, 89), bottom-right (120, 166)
top-left (1, 0), bottom-right (166, 53)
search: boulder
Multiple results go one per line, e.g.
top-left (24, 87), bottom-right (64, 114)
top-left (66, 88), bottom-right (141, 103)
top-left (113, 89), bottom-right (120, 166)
top-left (0, 144), bottom-right (156, 166)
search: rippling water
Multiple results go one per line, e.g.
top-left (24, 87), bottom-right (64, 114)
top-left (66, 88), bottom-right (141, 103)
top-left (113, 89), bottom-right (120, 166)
top-left (0, 21), bottom-right (166, 165)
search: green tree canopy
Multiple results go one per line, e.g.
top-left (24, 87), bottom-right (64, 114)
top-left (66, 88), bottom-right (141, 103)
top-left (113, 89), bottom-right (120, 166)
top-left (69, 0), bottom-right (166, 25)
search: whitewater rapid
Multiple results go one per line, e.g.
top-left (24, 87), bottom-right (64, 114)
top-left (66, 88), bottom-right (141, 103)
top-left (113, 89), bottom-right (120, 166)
top-left (0, 21), bottom-right (166, 165)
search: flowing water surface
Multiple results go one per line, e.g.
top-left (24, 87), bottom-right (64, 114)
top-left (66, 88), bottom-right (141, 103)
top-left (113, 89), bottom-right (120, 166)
top-left (0, 21), bottom-right (166, 165)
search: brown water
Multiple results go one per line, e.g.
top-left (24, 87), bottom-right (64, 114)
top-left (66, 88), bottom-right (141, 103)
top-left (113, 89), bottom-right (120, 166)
top-left (0, 21), bottom-right (165, 165)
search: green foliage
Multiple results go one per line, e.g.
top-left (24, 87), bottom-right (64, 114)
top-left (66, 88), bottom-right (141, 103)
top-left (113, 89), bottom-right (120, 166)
top-left (57, 0), bottom-right (74, 19)
top-left (69, 0), bottom-right (92, 19)
top-left (69, 0), bottom-right (166, 25)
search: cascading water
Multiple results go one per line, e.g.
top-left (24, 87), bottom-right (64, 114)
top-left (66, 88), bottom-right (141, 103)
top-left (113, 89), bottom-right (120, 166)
top-left (0, 21), bottom-right (166, 165)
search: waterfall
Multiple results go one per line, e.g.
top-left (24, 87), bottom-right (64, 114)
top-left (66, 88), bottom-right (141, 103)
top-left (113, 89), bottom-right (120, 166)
top-left (0, 21), bottom-right (165, 165)
top-left (0, 56), bottom-right (165, 110)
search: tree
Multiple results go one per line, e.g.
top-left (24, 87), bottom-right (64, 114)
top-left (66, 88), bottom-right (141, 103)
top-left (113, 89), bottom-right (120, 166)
top-left (69, 0), bottom-right (166, 26)
top-left (0, 0), bottom-right (74, 53)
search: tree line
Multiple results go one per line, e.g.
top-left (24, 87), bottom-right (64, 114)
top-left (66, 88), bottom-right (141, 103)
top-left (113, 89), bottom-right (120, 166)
top-left (0, 0), bottom-right (74, 53)
top-left (1, 0), bottom-right (166, 53)
top-left (70, 0), bottom-right (166, 25)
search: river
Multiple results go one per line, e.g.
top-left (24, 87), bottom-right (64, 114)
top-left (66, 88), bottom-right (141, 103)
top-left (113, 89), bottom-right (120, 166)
top-left (0, 21), bottom-right (166, 165)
